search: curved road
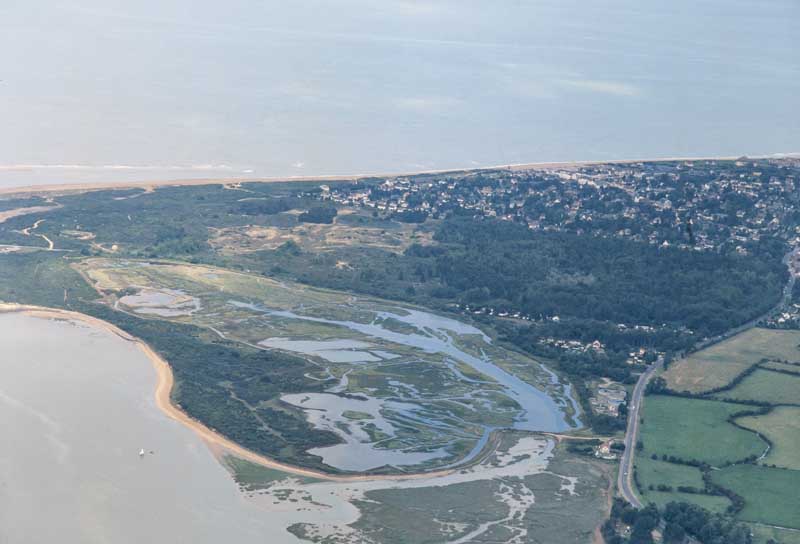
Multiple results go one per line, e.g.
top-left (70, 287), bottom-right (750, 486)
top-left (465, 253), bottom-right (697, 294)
top-left (618, 247), bottom-right (798, 507)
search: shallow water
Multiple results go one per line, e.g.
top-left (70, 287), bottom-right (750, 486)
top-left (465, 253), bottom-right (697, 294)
top-left (282, 392), bottom-right (449, 471)
top-left (267, 306), bottom-right (573, 432)
top-left (119, 288), bottom-right (201, 317)
top-left (243, 301), bottom-right (576, 470)
top-left (0, 313), bottom-right (294, 543)
top-left (258, 337), bottom-right (380, 363)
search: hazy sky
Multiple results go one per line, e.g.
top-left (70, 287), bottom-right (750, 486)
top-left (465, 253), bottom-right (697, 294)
top-left (1, 0), bottom-right (798, 186)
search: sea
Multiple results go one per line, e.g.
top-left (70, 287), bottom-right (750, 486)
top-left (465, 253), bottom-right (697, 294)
top-left (0, 0), bottom-right (797, 186)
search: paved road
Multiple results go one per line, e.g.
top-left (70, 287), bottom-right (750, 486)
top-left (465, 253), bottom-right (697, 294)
top-left (617, 247), bottom-right (798, 507)
top-left (617, 356), bottom-right (663, 508)
top-left (690, 247), bottom-right (798, 355)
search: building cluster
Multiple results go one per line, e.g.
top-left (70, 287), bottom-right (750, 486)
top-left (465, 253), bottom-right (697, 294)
top-left (321, 158), bottom-right (800, 255)
top-left (589, 379), bottom-right (628, 417)
top-left (537, 337), bottom-right (605, 355)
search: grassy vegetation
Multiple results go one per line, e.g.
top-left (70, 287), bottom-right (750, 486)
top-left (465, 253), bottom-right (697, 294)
top-left (750, 523), bottom-right (800, 544)
top-left (640, 326), bottom-right (800, 535)
top-left (761, 360), bottom-right (800, 374)
top-left (342, 479), bottom-right (509, 544)
top-left (719, 368), bottom-right (800, 405)
top-left (737, 406), bottom-right (800, 470)
top-left (642, 491), bottom-right (731, 514)
top-left (0, 195), bottom-right (49, 212)
top-left (222, 456), bottom-right (322, 490)
top-left (710, 465), bottom-right (800, 529)
top-left (636, 455), bottom-right (705, 489)
top-left (639, 395), bottom-right (767, 466)
top-left (288, 442), bottom-right (612, 544)
top-left (663, 328), bottom-right (800, 393)
top-left (0, 253), bottom-right (98, 308)
top-left (635, 456), bottom-right (734, 513)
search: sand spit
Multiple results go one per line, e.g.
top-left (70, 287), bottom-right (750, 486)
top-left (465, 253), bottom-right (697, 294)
top-left (0, 302), bottom-right (462, 483)
top-left (0, 154), bottom-right (771, 198)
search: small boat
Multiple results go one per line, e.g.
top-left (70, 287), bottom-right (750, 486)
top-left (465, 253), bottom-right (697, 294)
top-left (139, 448), bottom-right (146, 457)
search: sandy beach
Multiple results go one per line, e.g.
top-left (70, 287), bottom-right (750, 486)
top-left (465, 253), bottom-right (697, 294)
top-left (0, 154), bottom-right (772, 198)
top-left (0, 302), bottom-right (461, 483)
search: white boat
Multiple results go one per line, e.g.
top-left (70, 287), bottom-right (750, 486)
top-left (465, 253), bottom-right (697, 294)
top-left (139, 448), bottom-right (145, 457)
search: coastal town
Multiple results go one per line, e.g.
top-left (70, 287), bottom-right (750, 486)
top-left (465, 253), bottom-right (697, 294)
top-left (313, 158), bottom-right (800, 430)
top-left (318, 158), bottom-right (800, 256)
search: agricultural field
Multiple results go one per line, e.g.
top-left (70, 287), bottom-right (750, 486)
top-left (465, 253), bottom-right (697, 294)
top-left (636, 456), bottom-right (704, 490)
top-left (638, 395), bottom-right (767, 466)
top-left (638, 325), bottom-right (800, 535)
top-left (710, 465), bottom-right (800, 529)
top-left (663, 328), bottom-right (800, 393)
top-left (640, 491), bottom-right (731, 514)
top-left (761, 360), bottom-right (800, 375)
top-left (74, 257), bottom-right (579, 473)
top-left (737, 406), bottom-right (800, 470)
top-left (717, 368), bottom-right (800, 405)
top-left (751, 524), bottom-right (800, 544)
top-left (635, 456), bottom-right (732, 513)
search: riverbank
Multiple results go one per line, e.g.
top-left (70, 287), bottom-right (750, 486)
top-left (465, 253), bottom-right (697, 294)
top-left (0, 302), bottom-right (470, 483)
top-left (0, 154), bottom-right (778, 197)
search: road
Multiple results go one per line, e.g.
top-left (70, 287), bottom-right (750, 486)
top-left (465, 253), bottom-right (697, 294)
top-left (617, 355), bottom-right (663, 508)
top-left (688, 246), bottom-right (799, 355)
top-left (618, 246), bottom-right (799, 507)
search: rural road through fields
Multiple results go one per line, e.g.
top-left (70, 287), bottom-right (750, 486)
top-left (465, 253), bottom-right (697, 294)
top-left (618, 355), bottom-right (663, 508)
top-left (618, 247), bottom-right (799, 507)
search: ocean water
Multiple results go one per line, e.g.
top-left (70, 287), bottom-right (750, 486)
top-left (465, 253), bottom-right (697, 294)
top-left (0, 0), bottom-right (797, 188)
top-left (0, 313), bottom-right (294, 543)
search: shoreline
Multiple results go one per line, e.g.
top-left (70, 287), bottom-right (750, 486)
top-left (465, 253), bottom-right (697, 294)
top-left (0, 153), bottom-right (785, 197)
top-left (0, 302), bottom-right (465, 483)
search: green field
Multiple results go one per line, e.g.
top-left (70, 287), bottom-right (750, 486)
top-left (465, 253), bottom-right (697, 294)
top-left (719, 368), bottom-right (800, 405)
top-left (737, 406), bottom-right (800, 470)
top-left (663, 328), bottom-right (800, 393)
top-left (636, 455), bottom-right (705, 490)
top-left (761, 360), bottom-right (800, 375)
top-left (640, 395), bottom-right (767, 466)
top-left (636, 440), bottom-right (732, 513)
top-left (641, 327), bottom-right (800, 539)
top-left (711, 465), bottom-right (800, 529)
top-left (751, 523), bottom-right (800, 544)
top-left (641, 491), bottom-right (731, 513)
